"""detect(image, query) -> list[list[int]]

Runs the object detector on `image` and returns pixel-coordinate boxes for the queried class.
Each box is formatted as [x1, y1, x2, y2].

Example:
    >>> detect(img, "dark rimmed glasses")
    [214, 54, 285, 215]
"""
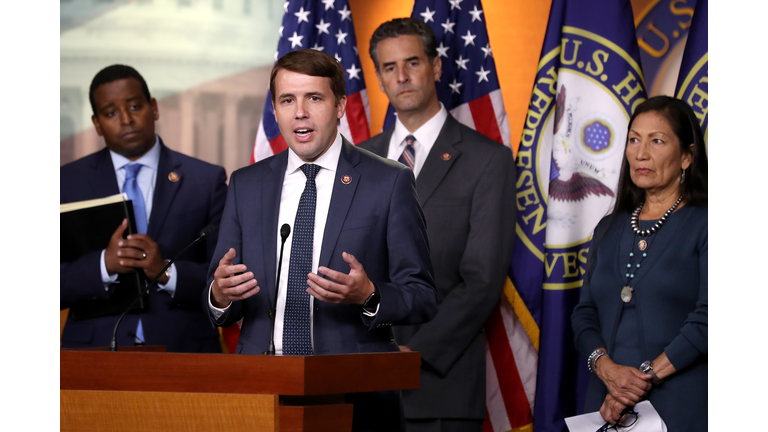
[596, 406, 639, 431]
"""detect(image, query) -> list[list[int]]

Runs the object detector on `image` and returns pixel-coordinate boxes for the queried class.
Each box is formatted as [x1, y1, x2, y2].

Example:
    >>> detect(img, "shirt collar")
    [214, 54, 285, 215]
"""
[392, 103, 448, 152]
[109, 135, 161, 172]
[286, 132, 342, 176]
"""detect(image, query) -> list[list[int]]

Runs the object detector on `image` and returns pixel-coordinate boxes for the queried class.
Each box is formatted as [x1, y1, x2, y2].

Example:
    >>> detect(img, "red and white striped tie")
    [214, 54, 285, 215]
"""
[398, 135, 416, 169]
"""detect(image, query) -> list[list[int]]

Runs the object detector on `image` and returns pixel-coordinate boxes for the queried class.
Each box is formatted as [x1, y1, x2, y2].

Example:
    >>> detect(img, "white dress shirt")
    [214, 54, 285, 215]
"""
[386, 103, 449, 178]
[210, 133, 343, 355]
[99, 135, 178, 296]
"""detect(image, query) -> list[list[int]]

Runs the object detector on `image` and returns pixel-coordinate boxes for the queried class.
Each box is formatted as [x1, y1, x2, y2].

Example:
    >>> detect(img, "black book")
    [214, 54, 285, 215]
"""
[61, 194, 147, 320]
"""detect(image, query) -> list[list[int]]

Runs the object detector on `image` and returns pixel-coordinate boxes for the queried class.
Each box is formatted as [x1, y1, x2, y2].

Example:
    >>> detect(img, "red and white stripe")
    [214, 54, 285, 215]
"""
[484, 294, 537, 431]
[449, 89, 511, 148]
[340, 89, 371, 145]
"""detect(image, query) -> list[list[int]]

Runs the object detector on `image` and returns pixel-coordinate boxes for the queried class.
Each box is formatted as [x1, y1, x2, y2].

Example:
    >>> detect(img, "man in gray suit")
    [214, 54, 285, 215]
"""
[359, 18, 517, 432]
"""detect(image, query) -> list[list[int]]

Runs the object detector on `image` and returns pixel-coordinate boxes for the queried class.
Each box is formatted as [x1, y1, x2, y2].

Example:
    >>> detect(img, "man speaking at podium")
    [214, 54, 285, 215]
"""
[206, 49, 437, 431]
[60, 65, 226, 353]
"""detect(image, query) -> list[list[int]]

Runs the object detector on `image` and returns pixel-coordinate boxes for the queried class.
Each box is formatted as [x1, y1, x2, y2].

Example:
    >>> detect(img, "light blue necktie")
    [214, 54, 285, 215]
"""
[283, 164, 320, 355]
[123, 164, 148, 235]
[123, 163, 147, 344]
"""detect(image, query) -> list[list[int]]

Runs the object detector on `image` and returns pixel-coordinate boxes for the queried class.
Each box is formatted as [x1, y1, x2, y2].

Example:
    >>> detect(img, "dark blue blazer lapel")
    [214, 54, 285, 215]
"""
[415, 115, 462, 206]
[87, 148, 120, 198]
[147, 140, 182, 240]
[605, 213, 629, 354]
[318, 138, 361, 269]
[262, 151, 289, 294]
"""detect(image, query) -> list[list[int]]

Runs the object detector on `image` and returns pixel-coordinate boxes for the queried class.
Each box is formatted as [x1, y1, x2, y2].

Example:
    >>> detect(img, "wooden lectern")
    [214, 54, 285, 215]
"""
[60, 349, 420, 432]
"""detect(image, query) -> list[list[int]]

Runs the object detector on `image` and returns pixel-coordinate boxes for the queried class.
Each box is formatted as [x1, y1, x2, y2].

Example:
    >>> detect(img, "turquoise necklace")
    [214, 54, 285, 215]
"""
[620, 238, 651, 303]
[621, 197, 681, 303]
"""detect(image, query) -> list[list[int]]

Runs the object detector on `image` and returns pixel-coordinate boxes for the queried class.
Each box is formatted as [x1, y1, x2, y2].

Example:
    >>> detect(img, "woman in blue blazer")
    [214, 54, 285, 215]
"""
[572, 96, 708, 431]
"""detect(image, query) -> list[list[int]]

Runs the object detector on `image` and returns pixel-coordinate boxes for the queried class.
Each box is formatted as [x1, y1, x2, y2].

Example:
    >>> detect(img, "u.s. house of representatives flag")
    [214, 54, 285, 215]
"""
[250, 0, 371, 163]
[510, 0, 647, 430]
[635, 0, 699, 97]
[675, 0, 707, 144]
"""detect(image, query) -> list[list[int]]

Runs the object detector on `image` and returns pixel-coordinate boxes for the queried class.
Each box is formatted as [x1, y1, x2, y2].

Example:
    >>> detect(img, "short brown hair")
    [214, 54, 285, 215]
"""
[270, 49, 346, 105]
[369, 18, 438, 72]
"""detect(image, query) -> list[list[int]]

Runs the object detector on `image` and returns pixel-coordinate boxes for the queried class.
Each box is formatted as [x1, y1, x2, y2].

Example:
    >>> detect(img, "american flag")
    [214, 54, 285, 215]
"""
[396, 2, 536, 431]
[250, 0, 371, 164]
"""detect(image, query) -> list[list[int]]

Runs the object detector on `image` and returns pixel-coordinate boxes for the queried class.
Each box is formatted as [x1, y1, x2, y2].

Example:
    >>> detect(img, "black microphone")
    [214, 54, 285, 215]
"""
[110, 225, 217, 351]
[266, 223, 291, 355]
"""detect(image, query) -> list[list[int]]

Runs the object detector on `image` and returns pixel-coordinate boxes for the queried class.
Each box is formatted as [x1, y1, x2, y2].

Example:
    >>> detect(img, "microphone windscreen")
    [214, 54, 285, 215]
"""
[280, 223, 291, 240]
[199, 225, 217, 239]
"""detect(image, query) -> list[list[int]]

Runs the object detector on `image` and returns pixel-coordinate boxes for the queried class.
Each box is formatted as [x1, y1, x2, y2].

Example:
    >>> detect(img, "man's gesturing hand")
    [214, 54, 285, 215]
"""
[211, 248, 259, 308]
[307, 252, 374, 304]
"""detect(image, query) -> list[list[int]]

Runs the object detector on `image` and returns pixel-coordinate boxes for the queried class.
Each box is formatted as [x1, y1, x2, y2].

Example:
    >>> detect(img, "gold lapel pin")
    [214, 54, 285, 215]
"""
[168, 172, 180, 182]
[442, 152, 451, 161]
[341, 175, 352, 184]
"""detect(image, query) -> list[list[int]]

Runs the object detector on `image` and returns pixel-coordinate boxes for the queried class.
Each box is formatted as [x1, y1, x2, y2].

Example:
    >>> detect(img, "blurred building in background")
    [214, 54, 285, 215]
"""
[60, 0, 282, 177]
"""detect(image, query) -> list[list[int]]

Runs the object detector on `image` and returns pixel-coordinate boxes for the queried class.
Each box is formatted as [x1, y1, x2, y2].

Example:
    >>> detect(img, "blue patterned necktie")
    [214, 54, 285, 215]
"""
[283, 163, 320, 355]
[123, 164, 148, 235]
[123, 163, 147, 344]
[398, 135, 416, 169]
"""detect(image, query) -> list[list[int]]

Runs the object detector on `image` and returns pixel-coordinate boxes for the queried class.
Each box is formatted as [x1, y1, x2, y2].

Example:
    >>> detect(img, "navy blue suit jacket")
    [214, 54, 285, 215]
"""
[206, 138, 437, 431]
[206, 138, 437, 355]
[572, 205, 707, 430]
[60, 139, 227, 353]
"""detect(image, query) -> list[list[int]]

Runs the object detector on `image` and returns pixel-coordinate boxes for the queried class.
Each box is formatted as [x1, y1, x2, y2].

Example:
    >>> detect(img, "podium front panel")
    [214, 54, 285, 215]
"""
[61, 390, 278, 431]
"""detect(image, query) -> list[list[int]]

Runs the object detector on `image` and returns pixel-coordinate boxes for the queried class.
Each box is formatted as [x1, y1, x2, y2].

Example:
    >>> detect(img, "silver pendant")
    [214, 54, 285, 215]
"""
[621, 286, 634, 303]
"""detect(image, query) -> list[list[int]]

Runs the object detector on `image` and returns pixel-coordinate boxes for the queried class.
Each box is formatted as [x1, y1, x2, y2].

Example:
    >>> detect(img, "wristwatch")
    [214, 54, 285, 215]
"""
[361, 285, 380, 314]
[163, 263, 173, 283]
[639, 360, 663, 385]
